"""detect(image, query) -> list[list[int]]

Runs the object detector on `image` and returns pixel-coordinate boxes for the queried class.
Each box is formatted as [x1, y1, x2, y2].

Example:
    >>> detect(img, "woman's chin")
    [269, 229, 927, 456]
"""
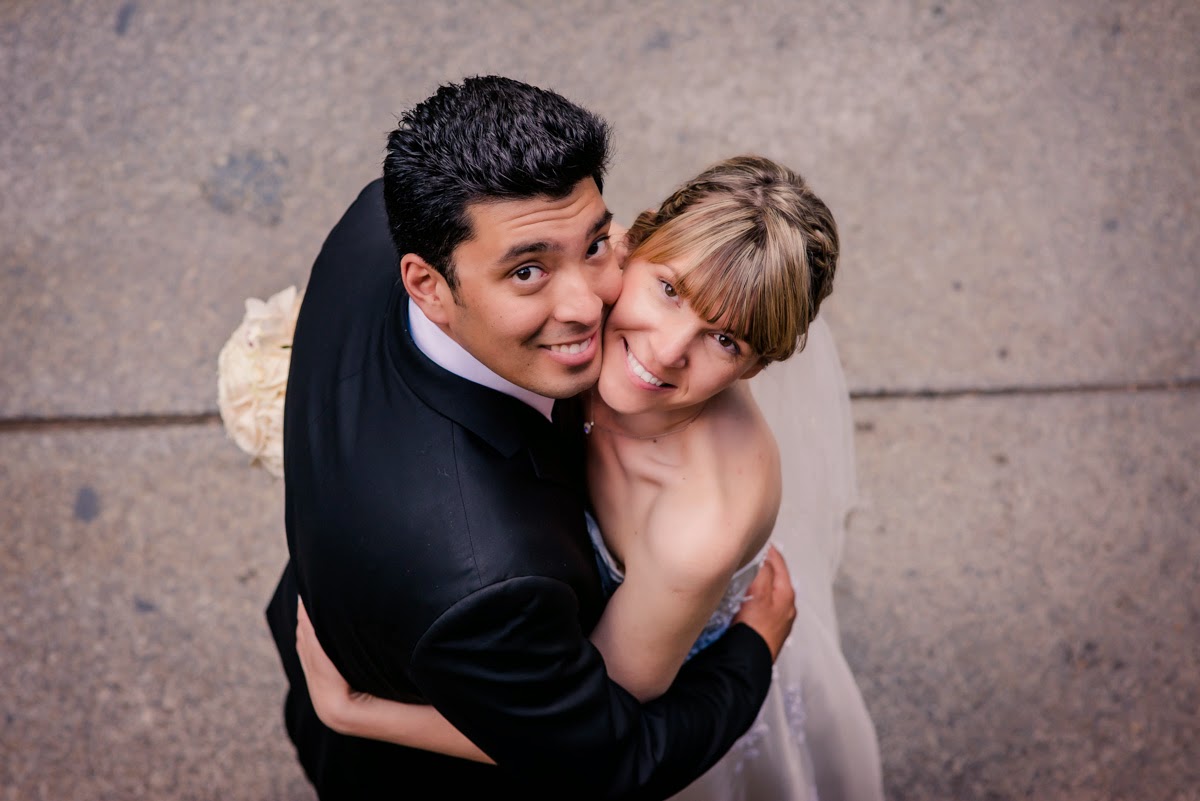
[595, 372, 639, 416]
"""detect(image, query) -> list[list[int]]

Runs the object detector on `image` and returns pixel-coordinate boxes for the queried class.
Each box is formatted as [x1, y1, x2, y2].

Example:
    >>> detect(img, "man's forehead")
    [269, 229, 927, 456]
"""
[463, 187, 610, 262]
[467, 181, 602, 232]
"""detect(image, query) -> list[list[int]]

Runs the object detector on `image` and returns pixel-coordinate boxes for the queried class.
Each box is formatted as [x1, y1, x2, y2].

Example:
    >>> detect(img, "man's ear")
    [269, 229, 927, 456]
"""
[740, 358, 769, 381]
[400, 254, 453, 325]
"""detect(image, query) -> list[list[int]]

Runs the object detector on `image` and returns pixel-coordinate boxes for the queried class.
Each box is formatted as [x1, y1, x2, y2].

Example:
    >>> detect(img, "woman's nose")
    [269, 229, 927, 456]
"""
[654, 327, 692, 369]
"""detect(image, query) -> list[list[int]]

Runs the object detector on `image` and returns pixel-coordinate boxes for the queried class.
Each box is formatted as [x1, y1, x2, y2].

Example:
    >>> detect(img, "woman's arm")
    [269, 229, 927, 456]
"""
[589, 416, 779, 701]
[295, 599, 493, 764]
[588, 496, 747, 701]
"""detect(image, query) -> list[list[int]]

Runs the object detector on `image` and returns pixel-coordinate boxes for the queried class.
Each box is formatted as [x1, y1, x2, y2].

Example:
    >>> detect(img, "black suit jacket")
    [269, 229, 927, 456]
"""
[266, 180, 774, 800]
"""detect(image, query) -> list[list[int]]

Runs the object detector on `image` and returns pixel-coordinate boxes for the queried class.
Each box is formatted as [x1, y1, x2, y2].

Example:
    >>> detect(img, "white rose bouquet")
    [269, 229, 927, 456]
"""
[217, 285, 303, 477]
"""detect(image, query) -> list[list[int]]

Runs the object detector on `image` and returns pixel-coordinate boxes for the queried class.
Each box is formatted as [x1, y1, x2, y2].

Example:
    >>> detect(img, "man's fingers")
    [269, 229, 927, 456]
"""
[758, 556, 775, 582]
[770, 551, 791, 588]
[760, 547, 789, 593]
[748, 556, 774, 597]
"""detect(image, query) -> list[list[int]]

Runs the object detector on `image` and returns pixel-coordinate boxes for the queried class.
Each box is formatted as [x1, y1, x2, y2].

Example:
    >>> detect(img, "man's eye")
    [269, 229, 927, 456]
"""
[587, 236, 610, 258]
[660, 280, 678, 299]
[513, 265, 545, 282]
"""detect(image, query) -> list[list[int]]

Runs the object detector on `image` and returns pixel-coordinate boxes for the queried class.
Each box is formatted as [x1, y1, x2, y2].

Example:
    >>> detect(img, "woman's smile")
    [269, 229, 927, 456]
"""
[623, 339, 672, 389]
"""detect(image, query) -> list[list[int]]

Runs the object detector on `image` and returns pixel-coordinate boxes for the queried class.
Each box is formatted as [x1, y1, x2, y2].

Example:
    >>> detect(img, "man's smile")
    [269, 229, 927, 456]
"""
[542, 331, 599, 366]
[547, 334, 594, 355]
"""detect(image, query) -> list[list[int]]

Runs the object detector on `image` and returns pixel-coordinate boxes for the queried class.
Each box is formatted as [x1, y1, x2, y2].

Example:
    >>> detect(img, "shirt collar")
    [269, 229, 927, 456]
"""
[407, 298, 555, 421]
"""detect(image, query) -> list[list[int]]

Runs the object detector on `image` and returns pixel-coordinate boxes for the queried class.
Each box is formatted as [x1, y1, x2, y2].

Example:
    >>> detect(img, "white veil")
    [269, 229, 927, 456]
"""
[673, 316, 882, 801]
[748, 314, 883, 801]
[750, 313, 859, 633]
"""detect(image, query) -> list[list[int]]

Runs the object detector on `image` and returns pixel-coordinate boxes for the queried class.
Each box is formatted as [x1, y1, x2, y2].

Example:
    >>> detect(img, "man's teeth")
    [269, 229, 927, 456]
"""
[549, 336, 591, 355]
[626, 349, 665, 386]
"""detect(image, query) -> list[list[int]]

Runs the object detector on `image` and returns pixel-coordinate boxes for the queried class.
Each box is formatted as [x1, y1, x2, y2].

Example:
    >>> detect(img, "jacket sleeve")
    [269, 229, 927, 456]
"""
[408, 575, 773, 801]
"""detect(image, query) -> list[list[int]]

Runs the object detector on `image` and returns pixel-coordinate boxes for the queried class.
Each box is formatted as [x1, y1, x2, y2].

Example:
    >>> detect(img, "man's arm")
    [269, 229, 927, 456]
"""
[409, 576, 775, 801]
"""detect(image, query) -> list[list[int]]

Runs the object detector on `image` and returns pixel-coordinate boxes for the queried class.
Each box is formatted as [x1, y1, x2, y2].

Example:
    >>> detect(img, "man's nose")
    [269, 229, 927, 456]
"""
[589, 257, 623, 308]
[553, 265, 604, 328]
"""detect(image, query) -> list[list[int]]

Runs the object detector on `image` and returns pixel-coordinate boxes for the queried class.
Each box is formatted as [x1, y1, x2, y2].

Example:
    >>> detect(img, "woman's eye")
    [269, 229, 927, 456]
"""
[513, 265, 546, 282]
[586, 236, 610, 258]
[660, 280, 678, 299]
[715, 333, 740, 355]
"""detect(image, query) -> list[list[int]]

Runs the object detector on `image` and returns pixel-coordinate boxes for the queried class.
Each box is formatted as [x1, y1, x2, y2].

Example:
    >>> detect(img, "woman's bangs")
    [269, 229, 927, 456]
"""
[676, 242, 762, 344]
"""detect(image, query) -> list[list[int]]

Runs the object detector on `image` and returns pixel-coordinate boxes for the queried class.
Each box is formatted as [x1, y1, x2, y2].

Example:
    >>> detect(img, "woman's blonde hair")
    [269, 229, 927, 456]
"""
[626, 155, 838, 363]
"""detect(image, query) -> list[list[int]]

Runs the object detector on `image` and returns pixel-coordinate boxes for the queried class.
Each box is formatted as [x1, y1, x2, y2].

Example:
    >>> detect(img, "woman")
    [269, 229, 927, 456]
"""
[296, 156, 883, 800]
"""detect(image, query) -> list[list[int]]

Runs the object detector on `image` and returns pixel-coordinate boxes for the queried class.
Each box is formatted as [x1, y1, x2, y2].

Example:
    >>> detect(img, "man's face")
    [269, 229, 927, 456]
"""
[439, 178, 622, 399]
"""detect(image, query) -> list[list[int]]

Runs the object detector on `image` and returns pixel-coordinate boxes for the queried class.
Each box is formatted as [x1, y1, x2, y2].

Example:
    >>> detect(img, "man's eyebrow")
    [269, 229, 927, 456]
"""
[500, 239, 555, 263]
[588, 210, 614, 239]
[498, 210, 614, 264]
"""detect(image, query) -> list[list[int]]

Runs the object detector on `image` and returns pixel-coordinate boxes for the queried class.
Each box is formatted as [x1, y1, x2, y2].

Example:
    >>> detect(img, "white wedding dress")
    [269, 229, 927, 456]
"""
[586, 316, 884, 801]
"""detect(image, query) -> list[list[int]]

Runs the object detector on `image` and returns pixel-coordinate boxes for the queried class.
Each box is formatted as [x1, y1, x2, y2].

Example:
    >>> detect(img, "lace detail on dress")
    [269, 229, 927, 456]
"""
[727, 714, 771, 776]
[784, 680, 808, 744]
[686, 548, 768, 658]
[584, 513, 770, 659]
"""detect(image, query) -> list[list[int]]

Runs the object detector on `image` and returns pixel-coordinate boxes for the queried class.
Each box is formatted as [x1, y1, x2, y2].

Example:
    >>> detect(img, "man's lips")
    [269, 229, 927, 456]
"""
[542, 333, 598, 366]
[547, 335, 593, 356]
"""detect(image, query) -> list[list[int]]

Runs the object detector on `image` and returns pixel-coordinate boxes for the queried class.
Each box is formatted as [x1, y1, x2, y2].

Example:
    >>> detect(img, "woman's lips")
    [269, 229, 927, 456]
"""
[623, 339, 671, 389]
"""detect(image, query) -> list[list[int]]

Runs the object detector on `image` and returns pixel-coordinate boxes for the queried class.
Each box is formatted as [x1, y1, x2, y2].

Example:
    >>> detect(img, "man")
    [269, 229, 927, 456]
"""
[266, 76, 795, 799]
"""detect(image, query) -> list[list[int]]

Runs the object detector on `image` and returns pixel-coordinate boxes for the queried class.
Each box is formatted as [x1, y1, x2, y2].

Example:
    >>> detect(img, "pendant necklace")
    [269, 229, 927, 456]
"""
[583, 392, 707, 441]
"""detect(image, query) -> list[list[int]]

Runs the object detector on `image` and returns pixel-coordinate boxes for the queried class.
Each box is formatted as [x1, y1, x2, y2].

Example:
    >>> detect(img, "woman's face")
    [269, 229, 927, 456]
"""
[597, 255, 763, 418]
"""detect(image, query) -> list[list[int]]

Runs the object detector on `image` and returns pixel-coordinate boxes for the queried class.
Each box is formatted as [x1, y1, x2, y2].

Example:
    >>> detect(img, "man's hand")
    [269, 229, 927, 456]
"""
[732, 546, 796, 661]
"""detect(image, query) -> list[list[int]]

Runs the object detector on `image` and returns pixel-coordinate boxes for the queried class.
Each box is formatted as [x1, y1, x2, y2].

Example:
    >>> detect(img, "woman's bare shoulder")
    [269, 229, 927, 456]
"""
[700, 384, 782, 498]
[645, 389, 781, 577]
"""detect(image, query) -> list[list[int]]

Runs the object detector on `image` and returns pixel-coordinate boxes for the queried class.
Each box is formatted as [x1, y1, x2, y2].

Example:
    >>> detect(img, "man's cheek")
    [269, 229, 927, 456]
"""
[601, 265, 623, 306]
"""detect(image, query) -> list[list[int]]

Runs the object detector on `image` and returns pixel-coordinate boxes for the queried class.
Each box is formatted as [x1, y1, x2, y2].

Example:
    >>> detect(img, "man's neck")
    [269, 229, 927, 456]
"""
[407, 298, 555, 421]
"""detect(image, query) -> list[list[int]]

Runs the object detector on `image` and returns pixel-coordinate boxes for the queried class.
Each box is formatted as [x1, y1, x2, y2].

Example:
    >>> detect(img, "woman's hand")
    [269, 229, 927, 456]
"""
[296, 597, 362, 735]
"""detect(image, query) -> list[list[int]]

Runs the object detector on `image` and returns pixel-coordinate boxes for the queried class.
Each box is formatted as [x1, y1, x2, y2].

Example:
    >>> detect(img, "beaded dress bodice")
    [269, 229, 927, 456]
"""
[584, 512, 770, 659]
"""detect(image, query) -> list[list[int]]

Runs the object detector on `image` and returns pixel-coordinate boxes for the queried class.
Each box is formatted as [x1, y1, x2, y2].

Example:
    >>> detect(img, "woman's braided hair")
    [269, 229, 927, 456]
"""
[624, 155, 838, 363]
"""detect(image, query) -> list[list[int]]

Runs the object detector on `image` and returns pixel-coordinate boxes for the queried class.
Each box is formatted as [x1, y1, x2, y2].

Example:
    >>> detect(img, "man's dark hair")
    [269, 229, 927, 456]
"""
[383, 76, 612, 290]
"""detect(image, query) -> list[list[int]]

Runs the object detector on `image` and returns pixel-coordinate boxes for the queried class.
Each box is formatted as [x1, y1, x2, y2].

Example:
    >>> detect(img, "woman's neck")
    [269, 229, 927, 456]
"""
[586, 392, 708, 442]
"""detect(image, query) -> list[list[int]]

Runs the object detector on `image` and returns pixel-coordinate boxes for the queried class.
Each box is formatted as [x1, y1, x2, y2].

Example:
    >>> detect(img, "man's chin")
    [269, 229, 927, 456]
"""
[539, 365, 602, 400]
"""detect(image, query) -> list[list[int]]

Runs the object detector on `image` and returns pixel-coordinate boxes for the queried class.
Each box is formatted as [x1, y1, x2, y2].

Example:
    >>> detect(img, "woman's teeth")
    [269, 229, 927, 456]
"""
[626, 348, 665, 386]
[550, 336, 591, 355]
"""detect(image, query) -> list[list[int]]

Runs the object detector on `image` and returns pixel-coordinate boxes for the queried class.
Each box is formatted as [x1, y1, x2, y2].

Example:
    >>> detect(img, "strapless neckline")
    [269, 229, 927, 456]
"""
[584, 512, 770, 659]
[586, 512, 769, 583]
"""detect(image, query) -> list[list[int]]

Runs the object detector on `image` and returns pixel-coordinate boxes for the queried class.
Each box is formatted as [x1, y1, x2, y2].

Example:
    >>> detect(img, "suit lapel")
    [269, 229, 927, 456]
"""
[386, 283, 583, 489]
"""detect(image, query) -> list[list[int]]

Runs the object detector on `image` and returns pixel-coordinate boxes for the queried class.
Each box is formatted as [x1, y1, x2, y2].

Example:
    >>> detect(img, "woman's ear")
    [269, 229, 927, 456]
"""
[740, 358, 769, 381]
[400, 254, 453, 325]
